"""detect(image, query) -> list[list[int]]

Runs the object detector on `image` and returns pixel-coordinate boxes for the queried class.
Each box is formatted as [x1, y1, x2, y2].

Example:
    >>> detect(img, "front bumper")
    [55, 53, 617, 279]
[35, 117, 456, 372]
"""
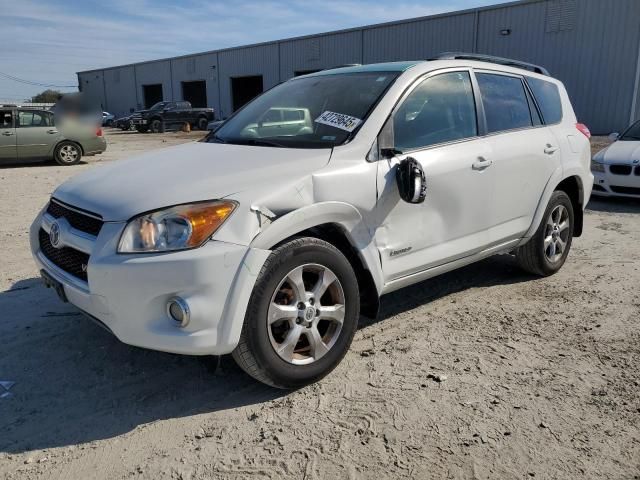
[132, 118, 148, 125]
[592, 168, 640, 198]
[30, 208, 269, 355]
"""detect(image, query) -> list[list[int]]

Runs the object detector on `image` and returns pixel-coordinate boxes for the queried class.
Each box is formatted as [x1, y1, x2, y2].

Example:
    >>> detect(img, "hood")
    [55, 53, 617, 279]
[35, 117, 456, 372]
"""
[53, 142, 332, 221]
[596, 140, 640, 164]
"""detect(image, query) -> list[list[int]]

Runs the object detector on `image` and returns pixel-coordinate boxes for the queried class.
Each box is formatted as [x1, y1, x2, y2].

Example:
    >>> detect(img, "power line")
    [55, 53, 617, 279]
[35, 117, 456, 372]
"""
[0, 71, 77, 89]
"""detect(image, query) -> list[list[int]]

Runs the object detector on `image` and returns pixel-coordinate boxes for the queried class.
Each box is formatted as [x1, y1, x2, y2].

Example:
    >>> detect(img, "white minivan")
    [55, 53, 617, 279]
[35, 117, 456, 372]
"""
[31, 54, 593, 388]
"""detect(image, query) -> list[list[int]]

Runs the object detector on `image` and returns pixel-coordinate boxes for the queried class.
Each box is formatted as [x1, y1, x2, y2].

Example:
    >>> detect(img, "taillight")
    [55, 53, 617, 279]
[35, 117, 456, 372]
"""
[96, 127, 103, 137]
[576, 123, 591, 139]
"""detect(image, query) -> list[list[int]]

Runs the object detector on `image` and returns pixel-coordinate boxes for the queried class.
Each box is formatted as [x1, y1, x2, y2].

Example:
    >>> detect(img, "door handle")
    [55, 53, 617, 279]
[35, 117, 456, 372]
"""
[472, 156, 493, 171]
[2, 131, 14, 136]
[544, 144, 558, 155]
[46, 129, 58, 134]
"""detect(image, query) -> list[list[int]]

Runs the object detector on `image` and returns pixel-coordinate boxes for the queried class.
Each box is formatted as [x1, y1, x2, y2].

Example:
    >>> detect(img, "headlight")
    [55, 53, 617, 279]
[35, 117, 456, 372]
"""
[118, 200, 236, 253]
[591, 160, 605, 173]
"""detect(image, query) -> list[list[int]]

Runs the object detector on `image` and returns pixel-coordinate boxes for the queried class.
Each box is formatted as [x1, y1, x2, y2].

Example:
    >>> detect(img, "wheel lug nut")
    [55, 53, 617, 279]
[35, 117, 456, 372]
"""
[309, 298, 314, 305]
[297, 302, 304, 309]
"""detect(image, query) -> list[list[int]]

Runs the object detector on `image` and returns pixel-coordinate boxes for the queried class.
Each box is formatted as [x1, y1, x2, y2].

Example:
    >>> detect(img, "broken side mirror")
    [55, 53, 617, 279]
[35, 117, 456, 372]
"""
[396, 157, 427, 204]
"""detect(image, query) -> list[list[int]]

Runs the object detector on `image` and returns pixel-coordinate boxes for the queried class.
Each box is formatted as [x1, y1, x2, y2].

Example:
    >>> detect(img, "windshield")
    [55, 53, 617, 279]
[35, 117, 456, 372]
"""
[620, 120, 640, 141]
[208, 72, 399, 148]
[149, 102, 169, 111]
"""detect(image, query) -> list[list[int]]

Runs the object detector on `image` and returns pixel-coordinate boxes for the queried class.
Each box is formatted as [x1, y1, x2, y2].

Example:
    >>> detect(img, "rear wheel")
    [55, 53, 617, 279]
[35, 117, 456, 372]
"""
[54, 141, 82, 166]
[232, 237, 360, 389]
[516, 191, 574, 276]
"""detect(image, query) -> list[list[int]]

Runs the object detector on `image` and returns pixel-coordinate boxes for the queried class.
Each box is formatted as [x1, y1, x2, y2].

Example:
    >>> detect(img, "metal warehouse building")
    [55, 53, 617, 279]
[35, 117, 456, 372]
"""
[77, 0, 640, 134]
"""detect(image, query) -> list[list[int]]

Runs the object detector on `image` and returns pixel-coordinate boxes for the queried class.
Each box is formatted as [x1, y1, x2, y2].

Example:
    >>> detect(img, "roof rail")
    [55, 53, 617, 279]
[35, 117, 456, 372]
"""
[432, 52, 550, 76]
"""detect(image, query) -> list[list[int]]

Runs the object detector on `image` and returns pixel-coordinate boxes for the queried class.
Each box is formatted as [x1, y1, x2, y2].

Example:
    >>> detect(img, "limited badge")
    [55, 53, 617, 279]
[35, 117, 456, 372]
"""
[314, 111, 362, 132]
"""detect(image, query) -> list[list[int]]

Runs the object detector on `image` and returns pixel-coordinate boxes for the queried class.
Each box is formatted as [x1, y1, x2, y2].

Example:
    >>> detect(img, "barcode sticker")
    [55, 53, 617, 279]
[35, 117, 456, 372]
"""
[314, 111, 362, 132]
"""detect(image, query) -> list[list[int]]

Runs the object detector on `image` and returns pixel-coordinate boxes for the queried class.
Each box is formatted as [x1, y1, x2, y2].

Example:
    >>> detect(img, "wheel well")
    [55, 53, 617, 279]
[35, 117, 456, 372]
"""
[555, 176, 583, 237]
[272, 223, 380, 320]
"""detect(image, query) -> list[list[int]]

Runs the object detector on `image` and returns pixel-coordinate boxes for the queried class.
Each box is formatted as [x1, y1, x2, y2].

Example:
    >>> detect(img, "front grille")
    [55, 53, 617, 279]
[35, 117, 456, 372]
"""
[39, 228, 89, 282]
[610, 185, 640, 196]
[635, 166, 640, 176]
[609, 164, 632, 175]
[47, 200, 103, 236]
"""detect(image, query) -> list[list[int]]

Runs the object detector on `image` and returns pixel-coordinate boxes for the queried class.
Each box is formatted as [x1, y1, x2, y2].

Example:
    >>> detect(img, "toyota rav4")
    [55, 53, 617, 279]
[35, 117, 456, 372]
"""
[30, 55, 592, 388]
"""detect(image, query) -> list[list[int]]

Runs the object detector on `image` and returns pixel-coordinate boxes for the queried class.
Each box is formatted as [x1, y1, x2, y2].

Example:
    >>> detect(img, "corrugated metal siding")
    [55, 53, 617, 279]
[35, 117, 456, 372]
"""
[78, 71, 106, 110]
[134, 60, 172, 108]
[363, 13, 476, 63]
[279, 31, 362, 80]
[78, 0, 640, 132]
[103, 66, 137, 117]
[170, 53, 219, 113]
[217, 44, 279, 118]
[477, 0, 640, 133]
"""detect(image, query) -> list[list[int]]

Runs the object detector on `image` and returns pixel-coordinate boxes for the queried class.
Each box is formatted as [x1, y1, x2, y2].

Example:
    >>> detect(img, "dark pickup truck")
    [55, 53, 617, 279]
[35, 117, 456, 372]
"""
[131, 101, 215, 133]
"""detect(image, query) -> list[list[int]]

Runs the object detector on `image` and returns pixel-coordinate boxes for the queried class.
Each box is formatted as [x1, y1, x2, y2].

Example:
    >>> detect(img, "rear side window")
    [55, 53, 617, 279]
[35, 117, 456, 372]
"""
[526, 77, 563, 124]
[18, 111, 52, 127]
[393, 71, 477, 151]
[476, 73, 533, 134]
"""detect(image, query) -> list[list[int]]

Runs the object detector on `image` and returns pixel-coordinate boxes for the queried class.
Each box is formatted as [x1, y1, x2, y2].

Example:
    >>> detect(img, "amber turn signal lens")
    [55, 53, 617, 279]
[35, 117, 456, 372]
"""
[179, 201, 236, 247]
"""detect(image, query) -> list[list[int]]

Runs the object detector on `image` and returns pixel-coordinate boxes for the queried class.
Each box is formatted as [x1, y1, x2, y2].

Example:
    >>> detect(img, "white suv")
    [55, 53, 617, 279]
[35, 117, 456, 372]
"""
[30, 55, 593, 388]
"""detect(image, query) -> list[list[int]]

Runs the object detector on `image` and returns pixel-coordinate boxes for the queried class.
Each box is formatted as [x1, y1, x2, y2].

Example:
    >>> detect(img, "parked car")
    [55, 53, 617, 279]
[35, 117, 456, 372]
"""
[131, 101, 214, 133]
[591, 120, 640, 198]
[0, 106, 106, 165]
[31, 55, 592, 388]
[102, 111, 115, 126]
[114, 115, 134, 131]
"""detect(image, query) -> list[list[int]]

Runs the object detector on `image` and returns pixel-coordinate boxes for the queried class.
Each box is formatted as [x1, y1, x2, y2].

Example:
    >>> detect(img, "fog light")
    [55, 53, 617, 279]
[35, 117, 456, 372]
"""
[167, 297, 190, 327]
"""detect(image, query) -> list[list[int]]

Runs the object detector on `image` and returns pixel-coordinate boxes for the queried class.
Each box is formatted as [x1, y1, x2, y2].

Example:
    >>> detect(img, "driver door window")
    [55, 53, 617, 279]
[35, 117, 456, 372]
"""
[393, 71, 477, 151]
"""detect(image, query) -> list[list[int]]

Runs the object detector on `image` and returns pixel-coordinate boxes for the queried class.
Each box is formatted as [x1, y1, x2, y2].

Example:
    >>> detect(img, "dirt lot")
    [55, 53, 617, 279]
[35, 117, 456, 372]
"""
[1, 131, 638, 479]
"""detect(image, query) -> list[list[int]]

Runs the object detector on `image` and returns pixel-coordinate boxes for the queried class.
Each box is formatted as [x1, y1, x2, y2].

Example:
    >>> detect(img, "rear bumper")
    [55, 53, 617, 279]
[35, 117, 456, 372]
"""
[30, 209, 269, 355]
[82, 137, 107, 156]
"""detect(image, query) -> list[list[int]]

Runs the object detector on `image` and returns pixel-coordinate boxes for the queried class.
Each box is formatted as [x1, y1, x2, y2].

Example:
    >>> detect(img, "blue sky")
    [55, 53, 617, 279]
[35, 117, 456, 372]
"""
[1, 0, 497, 101]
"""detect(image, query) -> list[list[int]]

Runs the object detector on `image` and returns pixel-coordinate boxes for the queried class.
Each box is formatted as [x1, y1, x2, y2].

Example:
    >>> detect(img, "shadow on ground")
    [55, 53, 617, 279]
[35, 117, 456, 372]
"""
[0, 254, 531, 453]
[587, 196, 640, 214]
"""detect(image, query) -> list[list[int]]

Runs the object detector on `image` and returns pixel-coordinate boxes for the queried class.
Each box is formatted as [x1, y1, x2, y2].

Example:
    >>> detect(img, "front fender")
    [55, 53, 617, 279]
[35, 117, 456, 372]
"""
[250, 201, 384, 294]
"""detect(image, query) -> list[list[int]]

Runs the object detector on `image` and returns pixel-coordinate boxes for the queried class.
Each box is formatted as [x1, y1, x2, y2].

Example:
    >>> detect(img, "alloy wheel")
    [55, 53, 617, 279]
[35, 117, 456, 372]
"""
[544, 204, 570, 263]
[267, 264, 345, 365]
[59, 145, 78, 163]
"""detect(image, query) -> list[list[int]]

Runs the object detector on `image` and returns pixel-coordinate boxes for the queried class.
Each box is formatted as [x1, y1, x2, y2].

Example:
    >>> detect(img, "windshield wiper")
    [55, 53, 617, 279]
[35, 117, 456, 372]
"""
[227, 138, 287, 148]
[208, 134, 227, 144]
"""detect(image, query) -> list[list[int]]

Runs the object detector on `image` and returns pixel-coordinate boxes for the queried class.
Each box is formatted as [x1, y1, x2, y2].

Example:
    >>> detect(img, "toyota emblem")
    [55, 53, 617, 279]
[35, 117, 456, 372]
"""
[49, 221, 61, 248]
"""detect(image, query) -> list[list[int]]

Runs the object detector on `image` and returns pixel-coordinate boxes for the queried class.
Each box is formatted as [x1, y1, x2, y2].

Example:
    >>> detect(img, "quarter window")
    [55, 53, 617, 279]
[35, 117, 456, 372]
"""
[526, 77, 563, 124]
[476, 73, 533, 134]
[394, 71, 477, 151]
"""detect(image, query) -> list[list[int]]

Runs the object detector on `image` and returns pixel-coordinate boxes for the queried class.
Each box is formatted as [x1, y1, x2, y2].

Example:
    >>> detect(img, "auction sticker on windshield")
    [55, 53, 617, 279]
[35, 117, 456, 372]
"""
[315, 111, 362, 132]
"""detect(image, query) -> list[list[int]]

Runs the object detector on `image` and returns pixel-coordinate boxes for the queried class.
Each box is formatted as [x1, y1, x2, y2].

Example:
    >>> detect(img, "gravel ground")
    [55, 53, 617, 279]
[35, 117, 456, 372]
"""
[0, 132, 638, 479]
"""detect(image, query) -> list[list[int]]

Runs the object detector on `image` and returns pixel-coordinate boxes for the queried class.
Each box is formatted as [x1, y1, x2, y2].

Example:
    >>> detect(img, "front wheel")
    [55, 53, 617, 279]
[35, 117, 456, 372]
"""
[197, 117, 208, 130]
[149, 119, 162, 133]
[232, 237, 360, 389]
[516, 190, 574, 276]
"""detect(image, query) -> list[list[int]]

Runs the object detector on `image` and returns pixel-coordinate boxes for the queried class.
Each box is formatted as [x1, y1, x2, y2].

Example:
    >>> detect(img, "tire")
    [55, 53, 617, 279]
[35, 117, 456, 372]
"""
[54, 141, 82, 166]
[232, 237, 360, 389]
[197, 117, 207, 130]
[149, 119, 162, 133]
[516, 190, 574, 276]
